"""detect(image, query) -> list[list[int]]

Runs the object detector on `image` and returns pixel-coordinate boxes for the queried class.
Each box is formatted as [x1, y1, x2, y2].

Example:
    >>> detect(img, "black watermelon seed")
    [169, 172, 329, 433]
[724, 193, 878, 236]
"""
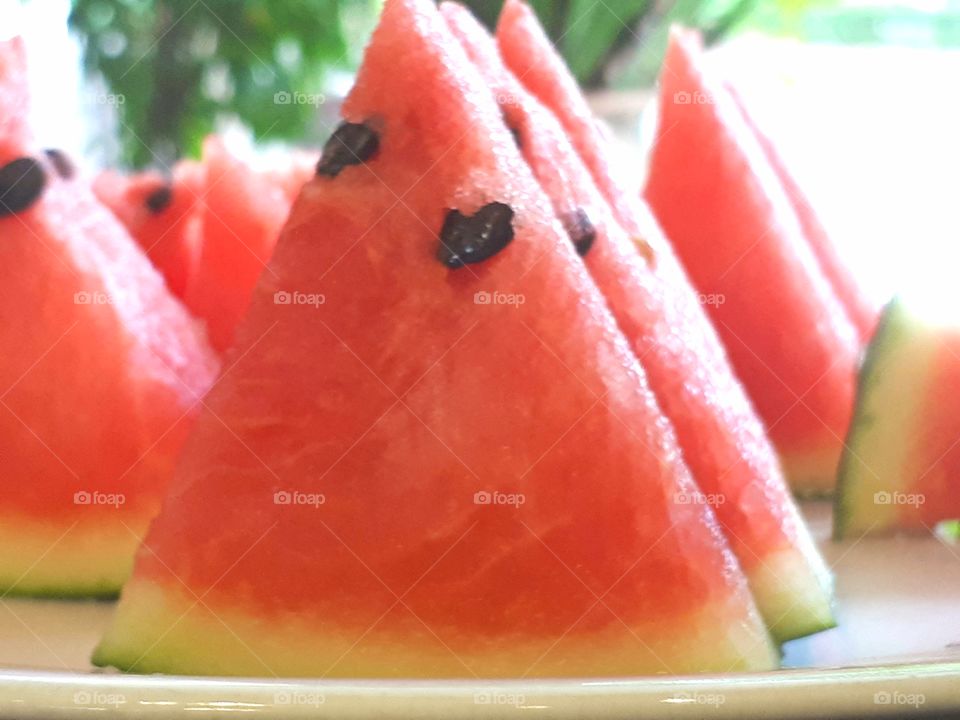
[562, 208, 597, 257]
[145, 184, 173, 214]
[316, 121, 380, 178]
[0, 157, 46, 218]
[43, 149, 75, 180]
[437, 202, 515, 269]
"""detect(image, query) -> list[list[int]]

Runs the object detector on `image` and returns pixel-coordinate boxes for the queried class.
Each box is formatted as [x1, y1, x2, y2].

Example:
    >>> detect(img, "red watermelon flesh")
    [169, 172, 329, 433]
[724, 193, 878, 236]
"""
[0, 38, 219, 597]
[93, 162, 204, 300]
[183, 136, 293, 353]
[497, 6, 859, 492]
[94, 0, 776, 677]
[641, 29, 861, 494]
[728, 82, 879, 343]
[444, 2, 833, 642]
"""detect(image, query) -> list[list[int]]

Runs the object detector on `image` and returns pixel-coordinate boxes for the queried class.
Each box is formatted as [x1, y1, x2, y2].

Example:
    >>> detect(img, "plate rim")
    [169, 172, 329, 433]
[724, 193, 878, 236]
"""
[2, 659, 959, 719]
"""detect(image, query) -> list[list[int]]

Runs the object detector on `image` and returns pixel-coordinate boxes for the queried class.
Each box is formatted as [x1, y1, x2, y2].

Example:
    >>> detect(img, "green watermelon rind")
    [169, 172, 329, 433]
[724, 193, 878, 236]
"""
[779, 610, 837, 643]
[90, 645, 135, 672]
[833, 298, 908, 540]
[1, 582, 120, 601]
[745, 541, 836, 643]
[0, 519, 138, 600]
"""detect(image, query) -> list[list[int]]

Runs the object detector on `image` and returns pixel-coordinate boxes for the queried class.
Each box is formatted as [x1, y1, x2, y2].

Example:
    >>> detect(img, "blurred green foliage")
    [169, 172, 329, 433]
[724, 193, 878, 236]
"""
[70, 0, 763, 167]
[68, 0, 960, 168]
[69, 0, 381, 167]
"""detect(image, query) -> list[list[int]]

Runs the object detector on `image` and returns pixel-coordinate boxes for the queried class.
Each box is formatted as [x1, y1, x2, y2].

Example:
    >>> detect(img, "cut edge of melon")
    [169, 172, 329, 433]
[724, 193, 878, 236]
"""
[746, 545, 835, 644]
[834, 299, 939, 539]
[94, 578, 779, 677]
[0, 513, 148, 598]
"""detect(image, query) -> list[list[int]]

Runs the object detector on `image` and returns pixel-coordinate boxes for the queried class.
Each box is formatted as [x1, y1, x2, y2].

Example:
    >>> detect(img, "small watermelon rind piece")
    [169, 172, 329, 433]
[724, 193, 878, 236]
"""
[834, 299, 931, 539]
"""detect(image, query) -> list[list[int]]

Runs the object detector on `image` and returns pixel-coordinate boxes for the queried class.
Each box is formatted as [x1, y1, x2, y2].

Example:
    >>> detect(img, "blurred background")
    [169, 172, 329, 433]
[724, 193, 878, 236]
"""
[2, 0, 960, 300]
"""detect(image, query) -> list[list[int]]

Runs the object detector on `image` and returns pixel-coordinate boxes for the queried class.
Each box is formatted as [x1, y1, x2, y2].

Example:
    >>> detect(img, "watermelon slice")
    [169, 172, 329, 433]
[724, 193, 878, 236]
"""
[641, 29, 861, 494]
[497, 9, 859, 492]
[94, 0, 776, 677]
[0, 38, 219, 597]
[183, 136, 293, 353]
[728, 83, 879, 343]
[835, 299, 960, 538]
[98, 139, 303, 353]
[447, 3, 833, 641]
[93, 162, 205, 300]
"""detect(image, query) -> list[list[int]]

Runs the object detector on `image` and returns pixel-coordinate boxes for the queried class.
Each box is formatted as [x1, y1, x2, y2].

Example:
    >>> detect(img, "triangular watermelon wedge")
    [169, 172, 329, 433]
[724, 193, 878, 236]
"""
[183, 136, 294, 353]
[445, 2, 833, 643]
[0, 38, 219, 596]
[641, 29, 861, 494]
[94, 0, 776, 677]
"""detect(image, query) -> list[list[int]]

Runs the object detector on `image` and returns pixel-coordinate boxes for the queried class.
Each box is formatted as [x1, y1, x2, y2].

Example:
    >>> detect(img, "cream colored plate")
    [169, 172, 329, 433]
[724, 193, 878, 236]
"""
[2, 502, 959, 719]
